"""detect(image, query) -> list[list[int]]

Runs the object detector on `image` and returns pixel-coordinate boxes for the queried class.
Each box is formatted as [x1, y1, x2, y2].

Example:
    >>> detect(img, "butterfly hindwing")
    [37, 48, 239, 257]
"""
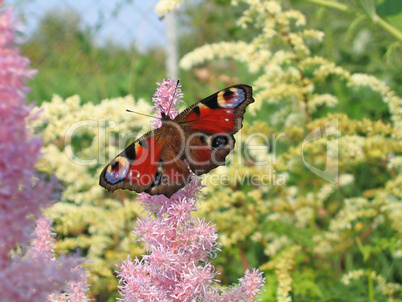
[184, 132, 235, 175]
[145, 158, 191, 197]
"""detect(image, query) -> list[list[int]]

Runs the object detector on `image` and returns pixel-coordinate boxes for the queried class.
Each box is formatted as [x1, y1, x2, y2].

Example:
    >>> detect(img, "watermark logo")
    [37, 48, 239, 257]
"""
[61, 117, 340, 186]
[302, 118, 339, 184]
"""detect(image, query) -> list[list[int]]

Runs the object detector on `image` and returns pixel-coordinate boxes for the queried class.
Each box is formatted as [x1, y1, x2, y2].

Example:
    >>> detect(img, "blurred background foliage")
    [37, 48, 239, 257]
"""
[21, 0, 402, 108]
[15, 0, 402, 301]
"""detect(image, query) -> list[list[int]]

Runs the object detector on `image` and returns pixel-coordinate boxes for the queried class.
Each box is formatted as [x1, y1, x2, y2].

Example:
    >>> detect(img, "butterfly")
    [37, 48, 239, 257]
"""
[99, 84, 254, 197]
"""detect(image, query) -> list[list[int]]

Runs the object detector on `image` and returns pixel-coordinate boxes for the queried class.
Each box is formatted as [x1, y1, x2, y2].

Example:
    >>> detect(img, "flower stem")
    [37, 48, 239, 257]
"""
[375, 14, 402, 42]
[368, 268, 374, 302]
[239, 246, 251, 270]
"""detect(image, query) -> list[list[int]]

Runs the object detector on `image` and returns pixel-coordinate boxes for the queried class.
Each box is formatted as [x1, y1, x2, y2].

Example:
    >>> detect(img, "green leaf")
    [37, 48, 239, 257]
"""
[357, 0, 377, 21]
[385, 41, 401, 64]
[376, 0, 402, 32]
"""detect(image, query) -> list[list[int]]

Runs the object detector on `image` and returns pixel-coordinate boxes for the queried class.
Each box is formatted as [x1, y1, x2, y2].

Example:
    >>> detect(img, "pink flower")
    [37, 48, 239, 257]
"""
[31, 217, 57, 261]
[63, 266, 91, 302]
[150, 78, 183, 129]
[0, 4, 48, 267]
[0, 7, 90, 301]
[117, 80, 265, 301]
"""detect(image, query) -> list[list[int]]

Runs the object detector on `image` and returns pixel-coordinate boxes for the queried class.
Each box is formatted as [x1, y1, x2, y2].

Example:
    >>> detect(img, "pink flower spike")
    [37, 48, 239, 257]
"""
[239, 268, 266, 300]
[0, 6, 90, 301]
[66, 266, 91, 302]
[151, 78, 183, 129]
[117, 80, 265, 301]
[31, 217, 56, 261]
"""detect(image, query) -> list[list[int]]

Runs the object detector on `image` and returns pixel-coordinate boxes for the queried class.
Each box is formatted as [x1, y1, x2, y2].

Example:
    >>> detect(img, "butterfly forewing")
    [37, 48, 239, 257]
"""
[99, 130, 162, 193]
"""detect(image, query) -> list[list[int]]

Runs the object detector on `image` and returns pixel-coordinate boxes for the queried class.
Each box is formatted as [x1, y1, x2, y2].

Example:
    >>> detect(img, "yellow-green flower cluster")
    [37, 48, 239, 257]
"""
[262, 246, 301, 302]
[342, 269, 401, 299]
[179, 0, 401, 300]
[349, 74, 402, 136]
[180, 41, 252, 71]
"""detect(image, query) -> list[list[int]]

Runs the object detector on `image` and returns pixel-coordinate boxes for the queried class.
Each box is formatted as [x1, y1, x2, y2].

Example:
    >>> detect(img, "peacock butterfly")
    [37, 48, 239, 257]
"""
[99, 84, 254, 197]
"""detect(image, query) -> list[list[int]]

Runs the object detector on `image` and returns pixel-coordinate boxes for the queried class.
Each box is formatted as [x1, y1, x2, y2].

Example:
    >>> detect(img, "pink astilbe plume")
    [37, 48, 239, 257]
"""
[117, 80, 265, 301]
[33, 218, 90, 302]
[150, 78, 183, 128]
[0, 6, 89, 301]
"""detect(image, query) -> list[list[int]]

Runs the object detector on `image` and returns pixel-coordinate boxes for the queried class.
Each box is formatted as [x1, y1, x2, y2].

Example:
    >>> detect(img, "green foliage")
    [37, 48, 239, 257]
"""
[293, 0, 402, 95]
[23, 8, 167, 104]
[303, 0, 402, 42]
[180, 0, 402, 301]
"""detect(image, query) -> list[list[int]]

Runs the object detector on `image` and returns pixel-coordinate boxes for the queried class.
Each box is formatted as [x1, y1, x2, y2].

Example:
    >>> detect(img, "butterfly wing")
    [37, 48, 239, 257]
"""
[100, 126, 192, 197]
[175, 84, 254, 175]
[144, 158, 191, 197]
[99, 129, 163, 193]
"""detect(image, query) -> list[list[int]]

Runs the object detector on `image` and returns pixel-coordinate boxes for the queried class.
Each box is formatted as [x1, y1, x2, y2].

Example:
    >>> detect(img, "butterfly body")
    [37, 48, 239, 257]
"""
[100, 84, 254, 197]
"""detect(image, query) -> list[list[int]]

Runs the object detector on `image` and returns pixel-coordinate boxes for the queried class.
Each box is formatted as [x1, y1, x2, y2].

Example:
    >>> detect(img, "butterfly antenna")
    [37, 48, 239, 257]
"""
[126, 109, 160, 119]
[166, 80, 180, 116]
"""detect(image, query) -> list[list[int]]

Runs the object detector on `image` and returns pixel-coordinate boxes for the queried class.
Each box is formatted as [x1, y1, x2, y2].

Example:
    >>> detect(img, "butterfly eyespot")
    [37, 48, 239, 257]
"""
[218, 88, 246, 108]
[111, 161, 120, 170]
[212, 135, 229, 150]
[223, 89, 234, 99]
[105, 156, 129, 184]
